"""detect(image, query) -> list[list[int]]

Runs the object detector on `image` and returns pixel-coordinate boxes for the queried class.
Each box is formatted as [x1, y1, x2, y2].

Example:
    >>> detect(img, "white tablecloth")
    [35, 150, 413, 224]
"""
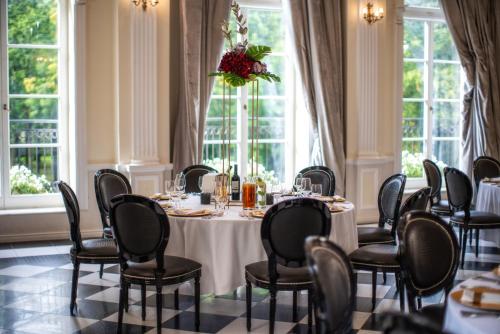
[164, 196, 357, 295]
[477, 182, 500, 247]
[443, 272, 500, 334]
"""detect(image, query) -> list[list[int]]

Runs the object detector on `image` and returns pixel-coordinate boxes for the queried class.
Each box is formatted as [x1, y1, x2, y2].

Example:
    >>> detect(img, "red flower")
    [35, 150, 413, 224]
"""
[218, 51, 255, 79]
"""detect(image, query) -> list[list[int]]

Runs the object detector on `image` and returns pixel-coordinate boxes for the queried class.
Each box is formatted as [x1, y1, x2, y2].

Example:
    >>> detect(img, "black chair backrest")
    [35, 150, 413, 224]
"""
[473, 156, 500, 189]
[261, 198, 331, 273]
[110, 194, 169, 267]
[182, 164, 218, 193]
[377, 174, 407, 228]
[444, 167, 473, 214]
[422, 159, 442, 205]
[95, 169, 132, 228]
[380, 311, 445, 334]
[396, 187, 431, 240]
[305, 237, 355, 334]
[399, 211, 459, 311]
[56, 181, 83, 252]
[296, 166, 336, 196]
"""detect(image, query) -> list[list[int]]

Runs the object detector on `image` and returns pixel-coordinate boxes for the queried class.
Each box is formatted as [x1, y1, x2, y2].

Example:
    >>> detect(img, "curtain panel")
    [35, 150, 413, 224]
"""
[172, 0, 231, 173]
[283, 0, 346, 195]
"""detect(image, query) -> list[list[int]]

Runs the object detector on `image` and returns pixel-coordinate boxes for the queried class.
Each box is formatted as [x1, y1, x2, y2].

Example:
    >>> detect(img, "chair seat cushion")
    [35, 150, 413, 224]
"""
[431, 200, 451, 215]
[357, 227, 394, 246]
[103, 227, 113, 238]
[419, 303, 445, 328]
[123, 256, 201, 281]
[349, 244, 399, 268]
[76, 239, 118, 259]
[245, 261, 311, 287]
[450, 211, 500, 227]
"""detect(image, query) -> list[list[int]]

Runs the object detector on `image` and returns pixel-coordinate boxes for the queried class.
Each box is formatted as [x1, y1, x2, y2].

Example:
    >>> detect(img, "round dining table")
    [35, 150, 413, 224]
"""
[477, 181, 500, 247]
[443, 270, 500, 334]
[163, 195, 358, 295]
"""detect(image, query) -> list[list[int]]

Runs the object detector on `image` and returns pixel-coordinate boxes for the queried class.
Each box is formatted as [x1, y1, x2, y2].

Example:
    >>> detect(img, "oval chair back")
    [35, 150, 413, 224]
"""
[56, 181, 83, 253]
[423, 159, 443, 206]
[182, 164, 218, 193]
[396, 187, 431, 240]
[399, 211, 459, 312]
[444, 167, 473, 215]
[110, 194, 169, 267]
[305, 237, 355, 334]
[296, 166, 336, 196]
[94, 169, 132, 230]
[377, 174, 407, 228]
[473, 156, 500, 189]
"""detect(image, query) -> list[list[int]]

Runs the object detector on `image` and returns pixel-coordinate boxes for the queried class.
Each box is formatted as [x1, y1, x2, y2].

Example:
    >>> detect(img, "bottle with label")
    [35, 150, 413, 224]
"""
[231, 164, 241, 200]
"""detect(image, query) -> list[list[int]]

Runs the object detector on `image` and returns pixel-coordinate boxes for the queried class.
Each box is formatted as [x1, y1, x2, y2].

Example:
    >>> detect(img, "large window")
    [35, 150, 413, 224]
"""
[0, 0, 68, 208]
[203, 1, 309, 184]
[402, 0, 463, 184]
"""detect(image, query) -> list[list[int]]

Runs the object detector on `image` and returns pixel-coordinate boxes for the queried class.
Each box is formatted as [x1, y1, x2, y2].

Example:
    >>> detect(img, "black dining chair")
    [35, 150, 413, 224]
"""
[423, 159, 451, 216]
[444, 167, 500, 265]
[349, 187, 430, 311]
[181, 164, 218, 193]
[399, 211, 459, 329]
[110, 194, 202, 334]
[296, 166, 336, 196]
[473, 156, 500, 190]
[357, 174, 406, 247]
[305, 237, 356, 334]
[245, 198, 332, 334]
[56, 181, 120, 316]
[380, 311, 446, 334]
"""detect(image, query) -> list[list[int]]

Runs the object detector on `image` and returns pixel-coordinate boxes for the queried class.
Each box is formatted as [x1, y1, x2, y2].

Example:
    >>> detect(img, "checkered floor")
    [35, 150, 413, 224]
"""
[0, 237, 498, 334]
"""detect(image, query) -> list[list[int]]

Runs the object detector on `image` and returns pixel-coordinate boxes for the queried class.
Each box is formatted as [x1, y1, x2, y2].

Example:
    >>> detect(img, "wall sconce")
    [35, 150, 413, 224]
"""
[132, 0, 159, 11]
[363, 2, 384, 24]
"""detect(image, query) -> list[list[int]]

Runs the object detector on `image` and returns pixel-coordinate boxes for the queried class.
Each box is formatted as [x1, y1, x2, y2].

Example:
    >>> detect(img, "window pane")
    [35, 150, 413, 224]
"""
[250, 143, 284, 183]
[8, 48, 58, 94]
[248, 10, 284, 53]
[403, 101, 424, 138]
[10, 148, 58, 194]
[433, 22, 458, 61]
[258, 56, 285, 96]
[403, 61, 424, 98]
[405, 0, 439, 8]
[204, 98, 238, 141]
[254, 99, 285, 140]
[202, 144, 237, 170]
[432, 140, 459, 168]
[8, 0, 58, 45]
[404, 20, 424, 59]
[402, 141, 424, 178]
[433, 63, 460, 99]
[432, 102, 460, 138]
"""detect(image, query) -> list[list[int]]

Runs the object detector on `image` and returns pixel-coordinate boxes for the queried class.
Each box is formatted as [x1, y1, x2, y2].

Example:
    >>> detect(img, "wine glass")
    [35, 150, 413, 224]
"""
[173, 174, 186, 208]
[294, 177, 303, 195]
[164, 180, 174, 196]
[311, 184, 322, 197]
[198, 176, 204, 193]
[301, 178, 312, 196]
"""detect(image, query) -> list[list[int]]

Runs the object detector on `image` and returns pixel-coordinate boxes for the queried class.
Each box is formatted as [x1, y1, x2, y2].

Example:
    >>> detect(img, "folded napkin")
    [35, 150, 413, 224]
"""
[461, 288, 500, 306]
[168, 209, 210, 216]
[328, 204, 344, 212]
[200, 173, 218, 193]
[333, 195, 346, 202]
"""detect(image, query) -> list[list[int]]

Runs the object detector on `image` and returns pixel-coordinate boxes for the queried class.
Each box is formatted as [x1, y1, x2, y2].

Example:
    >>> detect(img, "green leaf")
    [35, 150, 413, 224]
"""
[246, 45, 272, 61]
[255, 72, 281, 83]
[222, 73, 247, 87]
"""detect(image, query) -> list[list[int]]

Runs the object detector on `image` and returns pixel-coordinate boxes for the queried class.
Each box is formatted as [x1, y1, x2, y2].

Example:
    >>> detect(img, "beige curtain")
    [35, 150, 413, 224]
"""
[441, 0, 500, 176]
[172, 0, 231, 173]
[283, 0, 346, 195]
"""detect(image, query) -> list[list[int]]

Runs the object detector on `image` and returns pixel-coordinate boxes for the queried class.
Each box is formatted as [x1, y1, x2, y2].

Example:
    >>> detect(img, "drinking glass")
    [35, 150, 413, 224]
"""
[294, 177, 303, 195]
[311, 184, 323, 197]
[198, 176, 204, 193]
[174, 173, 186, 193]
[301, 178, 312, 196]
[164, 180, 174, 195]
[242, 176, 257, 210]
[214, 174, 229, 210]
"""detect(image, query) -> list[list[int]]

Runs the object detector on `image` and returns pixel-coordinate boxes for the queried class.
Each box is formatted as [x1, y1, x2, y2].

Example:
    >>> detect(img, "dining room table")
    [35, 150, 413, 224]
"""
[443, 268, 500, 334]
[159, 194, 358, 295]
[476, 179, 500, 247]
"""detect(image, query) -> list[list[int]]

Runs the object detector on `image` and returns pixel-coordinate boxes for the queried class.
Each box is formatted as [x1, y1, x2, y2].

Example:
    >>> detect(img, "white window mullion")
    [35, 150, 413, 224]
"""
[423, 20, 432, 160]
[0, 0, 6, 208]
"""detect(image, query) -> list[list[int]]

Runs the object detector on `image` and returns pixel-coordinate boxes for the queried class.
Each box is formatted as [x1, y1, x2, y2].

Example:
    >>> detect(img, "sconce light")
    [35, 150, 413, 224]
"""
[132, 0, 159, 11]
[363, 2, 384, 24]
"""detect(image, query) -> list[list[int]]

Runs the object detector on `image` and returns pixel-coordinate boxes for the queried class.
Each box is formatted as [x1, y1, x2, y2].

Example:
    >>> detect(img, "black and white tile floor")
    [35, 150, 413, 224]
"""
[0, 237, 498, 334]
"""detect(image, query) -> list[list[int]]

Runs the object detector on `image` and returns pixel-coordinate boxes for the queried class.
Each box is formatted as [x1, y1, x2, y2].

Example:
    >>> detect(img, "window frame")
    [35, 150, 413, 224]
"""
[0, 0, 69, 209]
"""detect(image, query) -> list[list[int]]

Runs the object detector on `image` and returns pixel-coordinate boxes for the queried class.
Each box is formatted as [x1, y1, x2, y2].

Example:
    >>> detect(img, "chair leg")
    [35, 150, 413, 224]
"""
[246, 279, 252, 332]
[396, 273, 404, 312]
[141, 284, 146, 321]
[417, 296, 422, 310]
[458, 227, 463, 248]
[292, 290, 298, 322]
[117, 279, 125, 334]
[383, 272, 387, 284]
[174, 288, 180, 310]
[195, 276, 201, 332]
[269, 287, 277, 334]
[461, 229, 468, 269]
[124, 283, 129, 312]
[70, 260, 80, 315]
[371, 270, 377, 311]
[314, 303, 320, 334]
[307, 289, 313, 330]
[475, 229, 479, 257]
[156, 282, 162, 334]
[99, 264, 104, 279]
[469, 228, 473, 245]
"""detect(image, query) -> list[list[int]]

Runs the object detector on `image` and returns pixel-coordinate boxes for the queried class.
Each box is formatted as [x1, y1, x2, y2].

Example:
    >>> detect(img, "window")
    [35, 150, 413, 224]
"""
[401, 1, 463, 185]
[203, 1, 309, 184]
[0, 0, 68, 208]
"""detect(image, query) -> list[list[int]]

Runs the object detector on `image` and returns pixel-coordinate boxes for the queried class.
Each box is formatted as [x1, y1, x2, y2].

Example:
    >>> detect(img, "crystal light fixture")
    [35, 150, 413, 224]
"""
[363, 2, 384, 24]
[132, 0, 159, 11]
